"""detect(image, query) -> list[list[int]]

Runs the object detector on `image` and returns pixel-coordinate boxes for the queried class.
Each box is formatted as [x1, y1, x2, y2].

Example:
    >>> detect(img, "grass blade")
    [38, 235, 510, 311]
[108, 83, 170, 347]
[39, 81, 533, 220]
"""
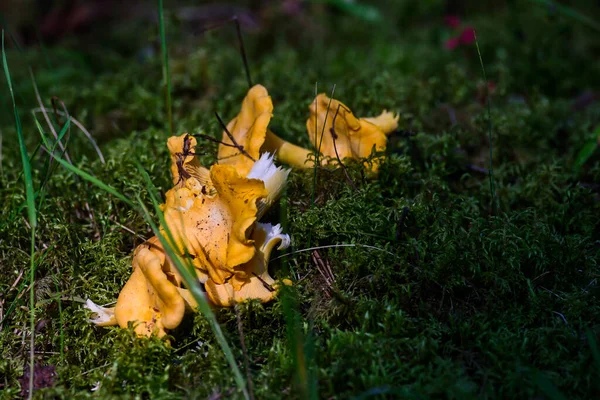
[46, 150, 249, 397]
[574, 140, 598, 168]
[473, 31, 497, 214]
[38, 148, 135, 208]
[586, 329, 600, 370]
[32, 108, 105, 163]
[135, 168, 250, 399]
[3, 30, 37, 400]
[529, 0, 600, 32]
[574, 125, 599, 168]
[533, 371, 568, 400]
[158, 0, 173, 136]
[0, 15, 23, 52]
[29, 67, 73, 165]
[311, 84, 336, 208]
[2, 33, 36, 228]
[281, 287, 318, 399]
[53, 117, 71, 152]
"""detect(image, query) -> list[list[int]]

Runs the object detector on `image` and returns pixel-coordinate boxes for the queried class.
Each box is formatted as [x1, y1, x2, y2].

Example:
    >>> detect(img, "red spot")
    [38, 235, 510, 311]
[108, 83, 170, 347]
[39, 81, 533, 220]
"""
[444, 36, 460, 50]
[459, 26, 476, 45]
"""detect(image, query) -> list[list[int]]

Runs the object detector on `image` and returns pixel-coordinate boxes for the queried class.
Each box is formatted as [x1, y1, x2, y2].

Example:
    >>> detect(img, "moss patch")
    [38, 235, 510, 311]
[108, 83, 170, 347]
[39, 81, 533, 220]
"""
[1, 1, 599, 398]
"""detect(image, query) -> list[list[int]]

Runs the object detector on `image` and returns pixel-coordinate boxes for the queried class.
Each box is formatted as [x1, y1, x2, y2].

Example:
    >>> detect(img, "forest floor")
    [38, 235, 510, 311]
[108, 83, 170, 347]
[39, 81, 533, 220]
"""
[1, 1, 599, 398]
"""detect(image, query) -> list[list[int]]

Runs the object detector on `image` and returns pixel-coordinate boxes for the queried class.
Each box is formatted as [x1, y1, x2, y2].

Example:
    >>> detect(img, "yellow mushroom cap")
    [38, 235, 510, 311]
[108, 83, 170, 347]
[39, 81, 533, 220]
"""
[167, 134, 213, 187]
[306, 94, 399, 172]
[86, 235, 207, 338]
[160, 153, 290, 307]
[161, 163, 268, 285]
[218, 84, 273, 176]
[205, 222, 291, 306]
[110, 240, 185, 338]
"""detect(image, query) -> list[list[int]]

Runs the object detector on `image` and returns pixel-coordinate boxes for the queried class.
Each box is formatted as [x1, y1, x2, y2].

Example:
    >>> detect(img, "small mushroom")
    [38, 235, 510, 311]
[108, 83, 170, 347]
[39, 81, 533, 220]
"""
[217, 84, 313, 171]
[261, 92, 399, 173]
[305, 93, 399, 173]
[218, 84, 274, 176]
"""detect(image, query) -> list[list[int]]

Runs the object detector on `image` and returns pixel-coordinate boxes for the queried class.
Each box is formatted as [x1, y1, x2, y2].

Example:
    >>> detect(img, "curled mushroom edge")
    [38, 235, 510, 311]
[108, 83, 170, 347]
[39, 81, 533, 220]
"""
[86, 137, 291, 338]
[221, 84, 399, 174]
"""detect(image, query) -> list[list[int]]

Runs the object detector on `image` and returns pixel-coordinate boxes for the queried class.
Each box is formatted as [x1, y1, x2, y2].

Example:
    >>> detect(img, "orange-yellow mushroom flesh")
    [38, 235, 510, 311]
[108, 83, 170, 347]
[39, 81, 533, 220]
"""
[86, 131, 292, 337]
[218, 84, 273, 176]
[205, 222, 291, 306]
[263, 130, 314, 168]
[306, 93, 399, 173]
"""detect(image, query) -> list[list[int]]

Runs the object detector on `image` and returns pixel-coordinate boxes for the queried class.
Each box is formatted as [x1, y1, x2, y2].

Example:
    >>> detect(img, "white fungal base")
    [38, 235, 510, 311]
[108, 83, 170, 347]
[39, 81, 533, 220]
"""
[84, 299, 117, 326]
[256, 222, 291, 253]
[247, 152, 290, 202]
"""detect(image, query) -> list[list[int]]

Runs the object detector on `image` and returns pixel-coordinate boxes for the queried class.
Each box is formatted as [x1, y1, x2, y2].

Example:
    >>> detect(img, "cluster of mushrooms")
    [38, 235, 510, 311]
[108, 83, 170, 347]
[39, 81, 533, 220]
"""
[85, 85, 398, 338]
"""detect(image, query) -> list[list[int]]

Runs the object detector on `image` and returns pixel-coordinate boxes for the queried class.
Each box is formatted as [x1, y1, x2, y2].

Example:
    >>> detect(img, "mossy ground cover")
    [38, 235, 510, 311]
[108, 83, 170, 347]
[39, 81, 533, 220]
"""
[1, 1, 599, 398]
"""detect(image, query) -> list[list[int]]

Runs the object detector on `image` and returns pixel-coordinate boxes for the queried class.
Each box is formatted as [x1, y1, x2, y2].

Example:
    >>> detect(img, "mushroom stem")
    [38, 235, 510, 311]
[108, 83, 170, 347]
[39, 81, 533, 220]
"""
[263, 130, 314, 168]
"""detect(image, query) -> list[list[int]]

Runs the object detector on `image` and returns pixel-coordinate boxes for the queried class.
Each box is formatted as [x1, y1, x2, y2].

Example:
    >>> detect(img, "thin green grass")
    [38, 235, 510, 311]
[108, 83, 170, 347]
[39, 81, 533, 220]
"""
[310, 84, 336, 208]
[586, 329, 600, 370]
[296, 80, 337, 400]
[33, 116, 70, 208]
[2, 30, 38, 399]
[574, 125, 599, 168]
[30, 120, 250, 397]
[474, 31, 497, 214]
[29, 68, 72, 165]
[137, 165, 250, 399]
[271, 243, 398, 261]
[529, 0, 600, 32]
[281, 286, 318, 400]
[158, 0, 173, 137]
[533, 371, 569, 400]
[0, 16, 22, 52]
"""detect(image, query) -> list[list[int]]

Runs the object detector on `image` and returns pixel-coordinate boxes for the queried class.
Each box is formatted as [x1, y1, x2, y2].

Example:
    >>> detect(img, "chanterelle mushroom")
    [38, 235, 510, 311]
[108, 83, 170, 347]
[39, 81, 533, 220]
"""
[163, 150, 290, 306]
[86, 235, 195, 338]
[305, 93, 399, 173]
[218, 84, 274, 176]
[86, 135, 291, 337]
[218, 84, 313, 171]
[231, 87, 399, 173]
